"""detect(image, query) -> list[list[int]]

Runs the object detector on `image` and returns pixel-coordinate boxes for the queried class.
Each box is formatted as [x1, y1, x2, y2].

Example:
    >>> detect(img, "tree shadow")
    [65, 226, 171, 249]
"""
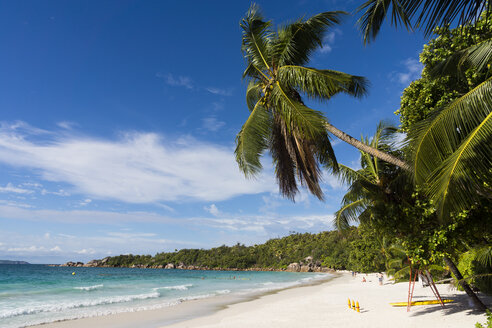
[409, 293, 491, 317]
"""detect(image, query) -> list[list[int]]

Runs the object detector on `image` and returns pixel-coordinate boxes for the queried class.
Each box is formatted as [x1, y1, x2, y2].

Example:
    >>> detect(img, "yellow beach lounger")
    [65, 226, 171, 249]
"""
[390, 299, 454, 306]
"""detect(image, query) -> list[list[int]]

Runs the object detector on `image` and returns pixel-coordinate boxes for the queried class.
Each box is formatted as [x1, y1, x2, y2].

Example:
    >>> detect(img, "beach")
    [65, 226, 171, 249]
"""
[32, 272, 491, 328]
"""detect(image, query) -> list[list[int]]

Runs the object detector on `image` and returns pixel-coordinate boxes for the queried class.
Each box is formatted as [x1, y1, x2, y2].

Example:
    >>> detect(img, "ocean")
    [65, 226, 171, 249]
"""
[0, 264, 331, 328]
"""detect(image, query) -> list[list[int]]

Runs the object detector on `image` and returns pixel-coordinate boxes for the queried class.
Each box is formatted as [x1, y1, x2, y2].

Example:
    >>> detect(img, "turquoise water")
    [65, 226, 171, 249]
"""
[0, 264, 330, 328]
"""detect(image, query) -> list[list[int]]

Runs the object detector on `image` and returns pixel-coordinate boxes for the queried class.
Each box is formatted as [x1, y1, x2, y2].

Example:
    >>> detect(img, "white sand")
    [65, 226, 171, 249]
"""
[164, 272, 490, 328]
[32, 272, 491, 328]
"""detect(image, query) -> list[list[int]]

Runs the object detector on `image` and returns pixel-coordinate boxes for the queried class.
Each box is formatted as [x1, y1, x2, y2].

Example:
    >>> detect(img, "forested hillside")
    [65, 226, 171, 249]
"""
[97, 228, 384, 272]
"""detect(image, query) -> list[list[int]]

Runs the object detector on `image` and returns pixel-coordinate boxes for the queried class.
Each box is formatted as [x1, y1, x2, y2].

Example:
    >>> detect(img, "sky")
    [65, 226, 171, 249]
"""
[0, 0, 426, 264]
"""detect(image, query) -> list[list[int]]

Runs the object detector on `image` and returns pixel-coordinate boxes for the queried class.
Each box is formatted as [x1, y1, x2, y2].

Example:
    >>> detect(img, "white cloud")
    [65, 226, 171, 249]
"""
[201, 213, 334, 235]
[202, 116, 225, 131]
[79, 198, 92, 206]
[204, 204, 220, 216]
[76, 248, 96, 255]
[0, 183, 33, 194]
[323, 173, 344, 190]
[157, 73, 193, 89]
[0, 205, 181, 224]
[206, 87, 233, 96]
[44, 232, 51, 239]
[319, 29, 342, 54]
[0, 199, 33, 208]
[22, 182, 43, 188]
[396, 58, 423, 84]
[0, 122, 276, 203]
[57, 121, 76, 130]
[7, 245, 44, 252]
[41, 188, 70, 196]
[107, 232, 157, 238]
[50, 246, 61, 252]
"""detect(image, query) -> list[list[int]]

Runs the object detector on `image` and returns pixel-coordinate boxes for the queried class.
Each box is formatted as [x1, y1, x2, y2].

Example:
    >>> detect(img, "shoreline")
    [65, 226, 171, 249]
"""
[29, 272, 491, 328]
[29, 272, 336, 328]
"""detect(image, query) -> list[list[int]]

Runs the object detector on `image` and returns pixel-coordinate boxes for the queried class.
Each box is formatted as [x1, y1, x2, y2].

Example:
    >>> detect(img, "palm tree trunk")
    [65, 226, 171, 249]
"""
[443, 256, 488, 311]
[325, 122, 411, 171]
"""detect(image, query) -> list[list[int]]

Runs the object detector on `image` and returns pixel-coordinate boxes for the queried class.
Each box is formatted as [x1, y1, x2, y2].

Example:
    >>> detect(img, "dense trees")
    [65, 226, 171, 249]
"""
[102, 228, 383, 273]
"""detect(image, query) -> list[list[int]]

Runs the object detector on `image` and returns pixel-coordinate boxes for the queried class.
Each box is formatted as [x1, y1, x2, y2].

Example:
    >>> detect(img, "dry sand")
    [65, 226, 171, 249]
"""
[32, 272, 491, 328]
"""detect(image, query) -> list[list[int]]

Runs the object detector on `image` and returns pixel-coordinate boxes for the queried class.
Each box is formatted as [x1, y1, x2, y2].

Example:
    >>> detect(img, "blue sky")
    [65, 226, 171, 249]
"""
[0, 0, 425, 263]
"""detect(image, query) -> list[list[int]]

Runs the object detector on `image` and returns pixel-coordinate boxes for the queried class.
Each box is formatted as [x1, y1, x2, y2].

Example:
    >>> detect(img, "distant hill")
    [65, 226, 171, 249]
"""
[0, 260, 30, 264]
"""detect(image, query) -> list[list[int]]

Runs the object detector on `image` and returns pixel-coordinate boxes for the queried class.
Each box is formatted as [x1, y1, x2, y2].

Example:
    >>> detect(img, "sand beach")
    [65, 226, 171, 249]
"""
[32, 272, 491, 328]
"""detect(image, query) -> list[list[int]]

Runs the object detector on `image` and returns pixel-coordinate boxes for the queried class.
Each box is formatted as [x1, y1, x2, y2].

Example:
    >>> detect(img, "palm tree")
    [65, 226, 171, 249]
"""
[235, 4, 409, 201]
[358, 0, 492, 220]
[333, 122, 488, 310]
[333, 122, 405, 229]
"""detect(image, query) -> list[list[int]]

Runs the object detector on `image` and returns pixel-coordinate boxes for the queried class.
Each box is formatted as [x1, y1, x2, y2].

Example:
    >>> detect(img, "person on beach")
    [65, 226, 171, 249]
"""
[378, 273, 383, 285]
[362, 277, 366, 283]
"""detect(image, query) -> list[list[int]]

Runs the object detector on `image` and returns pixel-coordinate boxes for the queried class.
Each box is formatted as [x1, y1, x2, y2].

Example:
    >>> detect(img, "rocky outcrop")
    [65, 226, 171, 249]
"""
[61, 261, 84, 267]
[286, 262, 301, 272]
[165, 263, 175, 269]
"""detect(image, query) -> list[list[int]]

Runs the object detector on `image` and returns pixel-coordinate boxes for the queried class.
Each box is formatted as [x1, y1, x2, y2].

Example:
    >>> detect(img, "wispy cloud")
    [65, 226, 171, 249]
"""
[202, 116, 225, 132]
[0, 122, 275, 203]
[41, 188, 70, 196]
[200, 213, 334, 235]
[79, 198, 92, 206]
[204, 204, 220, 216]
[57, 121, 76, 130]
[157, 73, 193, 89]
[394, 58, 423, 85]
[205, 87, 233, 96]
[319, 29, 342, 54]
[0, 183, 33, 194]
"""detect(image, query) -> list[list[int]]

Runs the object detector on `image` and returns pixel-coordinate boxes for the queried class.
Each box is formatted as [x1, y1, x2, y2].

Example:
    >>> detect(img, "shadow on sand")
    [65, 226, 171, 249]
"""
[409, 293, 491, 317]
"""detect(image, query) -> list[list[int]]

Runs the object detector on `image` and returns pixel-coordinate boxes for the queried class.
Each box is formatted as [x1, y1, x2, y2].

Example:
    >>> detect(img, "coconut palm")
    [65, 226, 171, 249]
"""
[235, 4, 408, 201]
[358, 1, 492, 219]
[333, 122, 405, 229]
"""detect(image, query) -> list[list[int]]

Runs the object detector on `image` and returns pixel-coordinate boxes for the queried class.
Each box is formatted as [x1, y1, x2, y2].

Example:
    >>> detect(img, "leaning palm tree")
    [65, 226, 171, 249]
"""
[235, 4, 408, 201]
[333, 122, 404, 229]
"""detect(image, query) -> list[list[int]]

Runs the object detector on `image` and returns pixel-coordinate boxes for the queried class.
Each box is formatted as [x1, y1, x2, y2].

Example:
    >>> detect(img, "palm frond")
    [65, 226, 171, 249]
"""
[357, 0, 491, 43]
[277, 66, 369, 100]
[430, 39, 492, 79]
[235, 102, 272, 177]
[273, 11, 347, 66]
[270, 81, 328, 139]
[427, 108, 492, 218]
[357, 0, 412, 45]
[270, 117, 299, 200]
[333, 199, 368, 230]
[475, 246, 492, 267]
[270, 114, 326, 200]
[411, 77, 492, 218]
[240, 4, 273, 74]
[415, 0, 490, 36]
[336, 163, 376, 187]
[246, 81, 263, 111]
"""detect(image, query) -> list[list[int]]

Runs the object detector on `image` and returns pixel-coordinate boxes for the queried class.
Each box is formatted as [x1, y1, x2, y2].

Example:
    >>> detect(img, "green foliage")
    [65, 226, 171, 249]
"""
[100, 229, 376, 271]
[475, 310, 492, 328]
[397, 16, 492, 132]
[357, 0, 490, 43]
[347, 227, 386, 273]
[457, 248, 492, 294]
[236, 4, 369, 200]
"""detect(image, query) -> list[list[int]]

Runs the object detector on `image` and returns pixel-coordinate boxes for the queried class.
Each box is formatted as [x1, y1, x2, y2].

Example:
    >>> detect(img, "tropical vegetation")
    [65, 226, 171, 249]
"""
[233, 2, 491, 311]
[235, 4, 408, 201]
[101, 228, 384, 272]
